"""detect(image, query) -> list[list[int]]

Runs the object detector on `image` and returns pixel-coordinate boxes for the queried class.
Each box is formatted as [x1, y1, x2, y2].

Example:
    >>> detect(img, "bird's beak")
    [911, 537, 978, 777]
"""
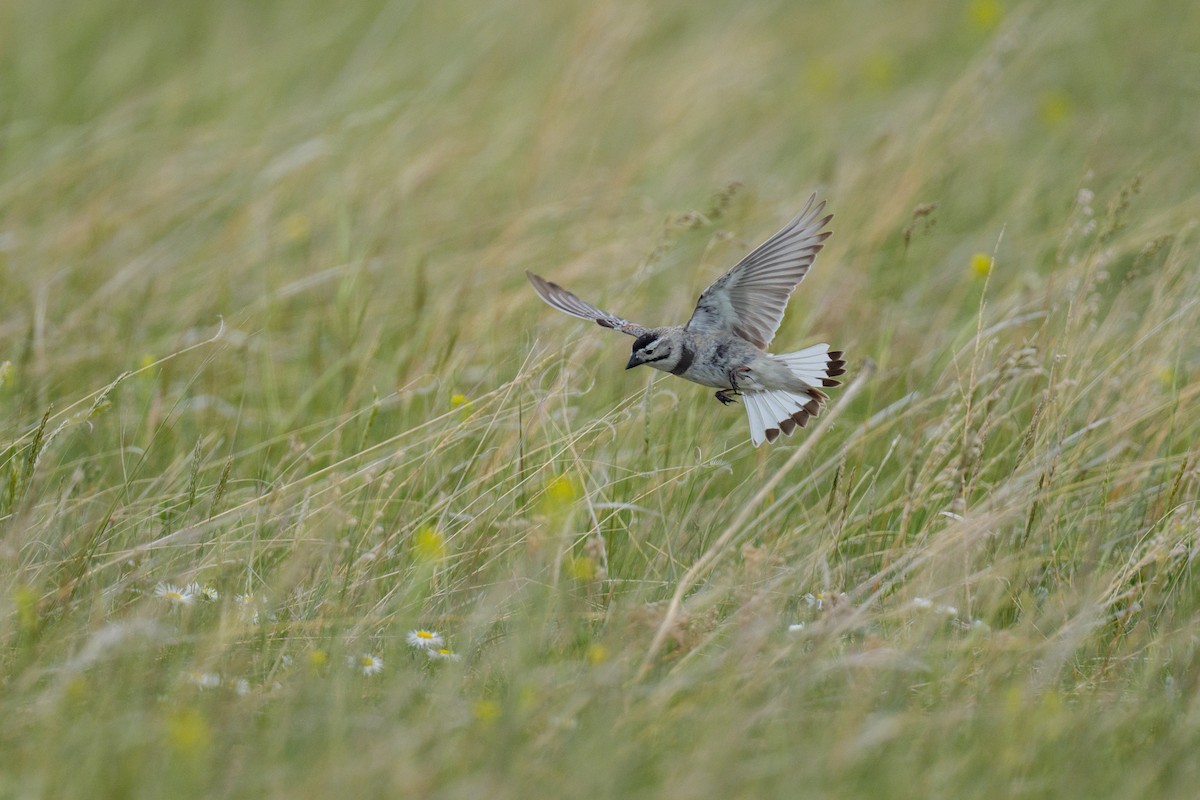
[625, 353, 640, 370]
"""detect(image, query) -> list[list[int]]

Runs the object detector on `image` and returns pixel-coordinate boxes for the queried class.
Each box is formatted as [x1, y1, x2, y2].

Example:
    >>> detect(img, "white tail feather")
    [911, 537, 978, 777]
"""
[743, 393, 770, 446]
[775, 342, 832, 387]
[744, 394, 768, 444]
[743, 390, 820, 446]
[742, 344, 846, 446]
[764, 392, 792, 426]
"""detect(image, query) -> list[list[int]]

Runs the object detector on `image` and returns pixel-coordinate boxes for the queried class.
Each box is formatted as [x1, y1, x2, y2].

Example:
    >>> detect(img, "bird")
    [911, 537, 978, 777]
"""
[526, 194, 846, 446]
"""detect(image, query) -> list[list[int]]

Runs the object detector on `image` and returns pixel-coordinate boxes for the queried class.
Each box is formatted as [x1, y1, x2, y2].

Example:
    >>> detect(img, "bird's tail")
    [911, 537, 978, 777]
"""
[743, 344, 846, 446]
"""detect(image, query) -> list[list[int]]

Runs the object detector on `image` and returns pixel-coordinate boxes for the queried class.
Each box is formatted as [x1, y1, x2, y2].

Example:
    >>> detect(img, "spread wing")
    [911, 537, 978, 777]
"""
[526, 271, 650, 337]
[685, 195, 832, 349]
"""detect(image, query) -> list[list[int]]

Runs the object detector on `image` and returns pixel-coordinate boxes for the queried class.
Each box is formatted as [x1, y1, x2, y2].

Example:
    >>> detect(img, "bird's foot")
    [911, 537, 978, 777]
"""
[716, 367, 751, 405]
[727, 366, 751, 392]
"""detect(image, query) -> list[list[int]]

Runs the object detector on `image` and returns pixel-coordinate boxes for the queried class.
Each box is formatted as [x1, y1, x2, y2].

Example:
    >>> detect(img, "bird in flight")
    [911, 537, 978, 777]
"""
[527, 195, 845, 446]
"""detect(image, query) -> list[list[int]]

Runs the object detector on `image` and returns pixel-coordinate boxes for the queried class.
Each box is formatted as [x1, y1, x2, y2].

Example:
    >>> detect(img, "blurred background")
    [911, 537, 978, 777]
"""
[2, 0, 1196, 415]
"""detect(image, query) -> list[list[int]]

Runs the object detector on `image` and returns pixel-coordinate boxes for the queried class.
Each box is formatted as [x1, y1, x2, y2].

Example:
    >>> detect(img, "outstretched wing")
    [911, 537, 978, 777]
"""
[526, 271, 650, 337]
[685, 195, 832, 350]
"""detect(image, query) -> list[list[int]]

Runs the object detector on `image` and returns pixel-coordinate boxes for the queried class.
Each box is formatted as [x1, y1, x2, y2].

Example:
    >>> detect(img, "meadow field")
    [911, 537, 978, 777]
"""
[2, 0, 1199, 796]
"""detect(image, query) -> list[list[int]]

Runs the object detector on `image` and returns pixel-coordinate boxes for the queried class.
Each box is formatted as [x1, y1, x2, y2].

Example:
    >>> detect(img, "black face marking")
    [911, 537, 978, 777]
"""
[630, 333, 672, 368]
[633, 333, 659, 352]
[669, 345, 695, 376]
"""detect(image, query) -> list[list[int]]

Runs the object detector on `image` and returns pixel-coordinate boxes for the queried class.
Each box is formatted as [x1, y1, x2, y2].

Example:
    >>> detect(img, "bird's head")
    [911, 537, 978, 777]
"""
[627, 331, 672, 371]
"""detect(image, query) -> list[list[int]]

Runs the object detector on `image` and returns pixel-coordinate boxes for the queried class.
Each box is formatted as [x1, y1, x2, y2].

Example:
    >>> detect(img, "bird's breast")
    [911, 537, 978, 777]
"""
[679, 362, 735, 389]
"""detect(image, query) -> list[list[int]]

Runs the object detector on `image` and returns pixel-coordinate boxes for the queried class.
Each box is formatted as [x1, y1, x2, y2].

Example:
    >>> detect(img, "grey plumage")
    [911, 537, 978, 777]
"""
[527, 195, 846, 446]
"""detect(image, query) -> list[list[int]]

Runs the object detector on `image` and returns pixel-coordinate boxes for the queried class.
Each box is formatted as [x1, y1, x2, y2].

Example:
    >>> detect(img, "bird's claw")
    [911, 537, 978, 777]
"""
[729, 367, 751, 393]
[716, 367, 750, 405]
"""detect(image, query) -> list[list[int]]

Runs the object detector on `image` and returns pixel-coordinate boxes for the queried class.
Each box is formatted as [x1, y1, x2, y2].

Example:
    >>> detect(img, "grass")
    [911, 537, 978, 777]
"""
[2, 0, 1199, 796]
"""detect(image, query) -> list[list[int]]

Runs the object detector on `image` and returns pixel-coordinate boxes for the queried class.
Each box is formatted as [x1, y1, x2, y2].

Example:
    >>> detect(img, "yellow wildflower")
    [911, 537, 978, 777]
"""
[544, 474, 578, 504]
[567, 555, 597, 582]
[166, 707, 211, 755]
[970, 253, 994, 279]
[413, 526, 448, 561]
[14, 585, 38, 633]
[1039, 90, 1072, 128]
[586, 643, 608, 665]
[473, 699, 502, 723]
[967, 0, 1002, 31]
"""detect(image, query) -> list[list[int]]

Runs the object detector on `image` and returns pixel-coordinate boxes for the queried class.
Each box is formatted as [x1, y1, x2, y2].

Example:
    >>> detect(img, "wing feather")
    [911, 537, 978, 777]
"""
[526, 271, 650, 337]
[685, 195, 833, 349]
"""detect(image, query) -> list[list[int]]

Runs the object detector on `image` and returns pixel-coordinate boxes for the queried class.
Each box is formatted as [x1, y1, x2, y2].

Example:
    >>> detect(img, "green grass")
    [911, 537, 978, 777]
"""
[2, 0, 1199, 796]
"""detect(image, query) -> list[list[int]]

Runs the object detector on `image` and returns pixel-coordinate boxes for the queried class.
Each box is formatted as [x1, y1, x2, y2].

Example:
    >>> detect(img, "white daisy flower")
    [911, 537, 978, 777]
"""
[234, 593, 260, 623]
[186, 671, 221, 689]
[349, 653, 384, 676]
[787, 623, 806, 633]
[155, 583, 195, 606]
[184, 582, 220, 602]
[911, 597, 959, 616]
[427, 647, 460, 662]
[406, 629, 444, 650]
[229, 678, 251, 696]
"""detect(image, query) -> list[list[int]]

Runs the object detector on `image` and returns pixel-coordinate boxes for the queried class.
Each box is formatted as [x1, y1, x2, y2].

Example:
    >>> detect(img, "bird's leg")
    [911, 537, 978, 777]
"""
[715, 366, 750, 405]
